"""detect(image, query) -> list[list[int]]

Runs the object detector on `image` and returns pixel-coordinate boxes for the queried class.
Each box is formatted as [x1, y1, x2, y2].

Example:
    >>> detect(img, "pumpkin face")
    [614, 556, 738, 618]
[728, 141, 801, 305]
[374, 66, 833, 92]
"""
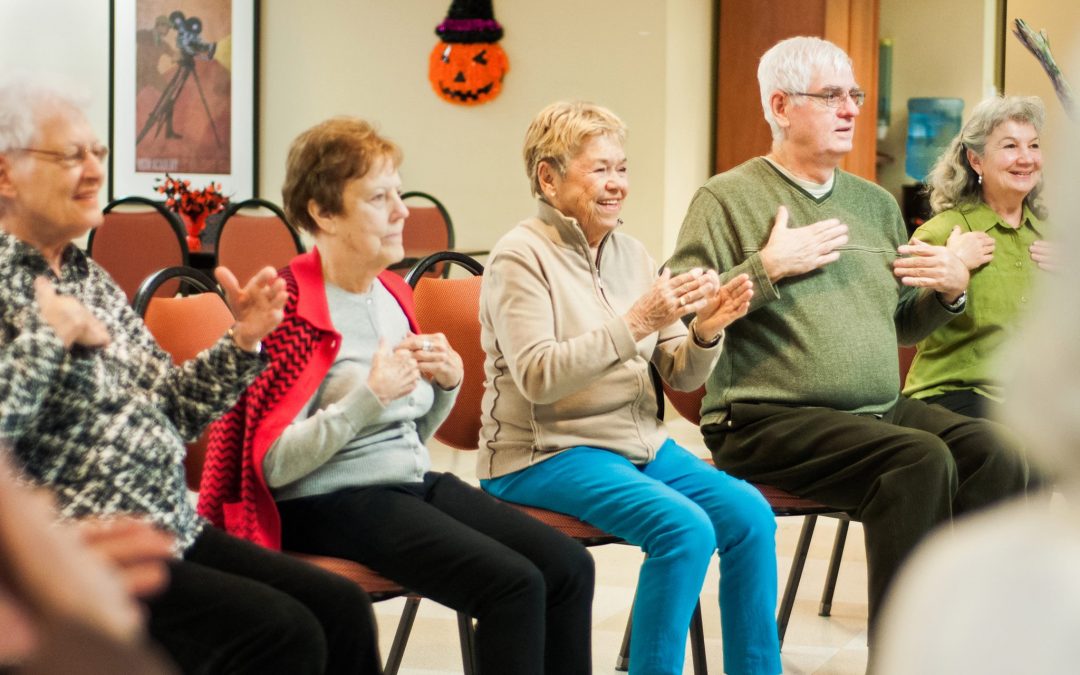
[428, 42, 509, 105]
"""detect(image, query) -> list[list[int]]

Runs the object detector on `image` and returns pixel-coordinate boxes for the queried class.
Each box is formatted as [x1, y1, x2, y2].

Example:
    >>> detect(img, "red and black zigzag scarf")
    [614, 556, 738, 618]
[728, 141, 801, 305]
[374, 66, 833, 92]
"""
[197, 267, 320, 546]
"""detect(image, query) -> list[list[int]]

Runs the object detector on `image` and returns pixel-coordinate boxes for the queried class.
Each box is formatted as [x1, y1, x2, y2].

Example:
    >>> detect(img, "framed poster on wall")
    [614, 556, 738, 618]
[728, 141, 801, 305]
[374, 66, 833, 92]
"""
[109, 0, 258, 200]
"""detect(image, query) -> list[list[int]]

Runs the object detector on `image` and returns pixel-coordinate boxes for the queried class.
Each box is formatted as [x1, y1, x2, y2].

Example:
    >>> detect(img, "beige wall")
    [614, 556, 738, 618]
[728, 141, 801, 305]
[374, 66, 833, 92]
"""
[663, 0, 716, 256]
[1, 0, 714, 261]
[260, 0, 714, 259]
[877, 0, 996, 202]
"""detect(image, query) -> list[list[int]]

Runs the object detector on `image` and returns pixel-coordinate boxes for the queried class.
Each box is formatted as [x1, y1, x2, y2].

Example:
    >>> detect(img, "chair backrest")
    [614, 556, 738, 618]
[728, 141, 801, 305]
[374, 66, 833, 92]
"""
[135, 267, 234, 489]
[406, 252, 485, 450]
[898, 345, 916, 388]
[400, 191, 454, 278]
[214, 198, 304, 286]
[662, 382, 706, 425]
[91, 196, 188, 302]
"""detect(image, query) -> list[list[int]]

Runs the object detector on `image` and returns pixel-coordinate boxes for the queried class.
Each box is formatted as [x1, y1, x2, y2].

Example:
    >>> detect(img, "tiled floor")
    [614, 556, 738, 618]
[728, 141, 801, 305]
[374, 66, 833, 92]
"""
[376, 415, 869, 674]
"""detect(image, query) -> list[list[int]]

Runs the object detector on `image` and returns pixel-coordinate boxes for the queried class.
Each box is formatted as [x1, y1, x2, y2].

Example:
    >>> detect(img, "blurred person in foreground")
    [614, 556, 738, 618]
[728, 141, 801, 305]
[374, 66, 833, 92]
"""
[478, 101, 780, 675]
[665, 36, 1033, 641]
[0, 450, 174, 673]
[199, 116, 596, 675]
[876, 91, 1080, 675]
[0, 79, 380, 674]
[903, 95, 1054, 419]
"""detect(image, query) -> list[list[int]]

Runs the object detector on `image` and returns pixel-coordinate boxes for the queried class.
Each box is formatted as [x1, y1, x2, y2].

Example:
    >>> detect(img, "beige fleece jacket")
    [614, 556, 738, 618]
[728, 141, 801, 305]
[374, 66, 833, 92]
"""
[477, 200, 723, 479]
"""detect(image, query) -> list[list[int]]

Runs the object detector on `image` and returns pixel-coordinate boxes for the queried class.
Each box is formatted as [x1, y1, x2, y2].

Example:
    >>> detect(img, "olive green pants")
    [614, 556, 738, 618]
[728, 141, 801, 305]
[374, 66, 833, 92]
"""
[702, 396, 1030, 635]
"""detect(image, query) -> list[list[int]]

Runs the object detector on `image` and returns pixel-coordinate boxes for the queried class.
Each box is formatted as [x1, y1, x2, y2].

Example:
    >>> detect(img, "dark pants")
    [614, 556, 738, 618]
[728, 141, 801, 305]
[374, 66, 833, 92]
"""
[922, 389, 998, 420]
[146, 527, 381, 675]
[277, 472, 595, 675]
[702, 396, 1030, 635]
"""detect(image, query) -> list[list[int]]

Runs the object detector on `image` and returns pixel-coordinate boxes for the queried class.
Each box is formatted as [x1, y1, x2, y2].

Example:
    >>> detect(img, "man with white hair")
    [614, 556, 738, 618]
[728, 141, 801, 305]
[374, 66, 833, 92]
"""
[0, 80, 380, 674]
[667, 36, 1031, 635]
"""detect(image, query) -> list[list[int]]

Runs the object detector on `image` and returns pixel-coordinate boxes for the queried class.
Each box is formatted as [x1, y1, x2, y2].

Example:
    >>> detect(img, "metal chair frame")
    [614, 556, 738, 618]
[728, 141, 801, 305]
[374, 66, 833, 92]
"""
[401, 191, 455, 249]
[392, 192, 456, 277]
[92, 195, 189, 262]
[212, 197, 305, 254]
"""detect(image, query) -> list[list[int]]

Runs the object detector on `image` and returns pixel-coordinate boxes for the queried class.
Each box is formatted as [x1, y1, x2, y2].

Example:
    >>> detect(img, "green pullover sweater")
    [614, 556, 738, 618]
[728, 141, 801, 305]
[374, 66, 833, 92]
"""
[666, 158, 961, 425]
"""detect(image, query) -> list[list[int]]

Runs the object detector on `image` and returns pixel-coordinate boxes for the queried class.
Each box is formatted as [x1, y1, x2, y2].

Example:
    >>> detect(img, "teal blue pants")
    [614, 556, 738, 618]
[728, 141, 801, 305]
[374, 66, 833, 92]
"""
[483, 439, 781, 675]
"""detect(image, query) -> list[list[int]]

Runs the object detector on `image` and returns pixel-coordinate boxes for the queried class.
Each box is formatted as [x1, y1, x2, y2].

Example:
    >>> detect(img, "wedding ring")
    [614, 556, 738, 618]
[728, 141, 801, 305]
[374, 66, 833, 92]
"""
[422, 339, 433, 352]
[679, 297, 687, 307]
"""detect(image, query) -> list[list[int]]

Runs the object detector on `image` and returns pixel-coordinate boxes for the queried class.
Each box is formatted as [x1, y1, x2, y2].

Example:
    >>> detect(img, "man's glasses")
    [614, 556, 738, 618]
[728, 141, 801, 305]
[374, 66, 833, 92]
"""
[788, 88, 866, 109]
[13, 144, 109, 168]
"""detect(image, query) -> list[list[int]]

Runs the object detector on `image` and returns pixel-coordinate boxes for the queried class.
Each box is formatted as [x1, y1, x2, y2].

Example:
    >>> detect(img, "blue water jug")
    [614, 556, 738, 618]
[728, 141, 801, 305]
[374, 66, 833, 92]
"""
[905, 98, 964, 182]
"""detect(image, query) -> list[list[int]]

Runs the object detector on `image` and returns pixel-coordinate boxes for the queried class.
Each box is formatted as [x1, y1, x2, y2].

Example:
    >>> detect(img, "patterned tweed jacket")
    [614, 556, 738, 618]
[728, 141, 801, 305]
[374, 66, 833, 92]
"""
[197, 249, 418, 549]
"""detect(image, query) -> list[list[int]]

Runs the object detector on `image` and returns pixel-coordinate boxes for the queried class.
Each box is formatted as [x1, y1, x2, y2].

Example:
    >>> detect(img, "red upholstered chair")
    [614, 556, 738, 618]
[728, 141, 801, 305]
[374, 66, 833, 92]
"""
[899, 345, 917, 388]
[134, 267, 234, 490]
[390, 191, 455, 277]
[90, 196, 188, 302]
[134, 266, 446, 675]
[406, 251, 709, 674]
[214, 198, 304, 285]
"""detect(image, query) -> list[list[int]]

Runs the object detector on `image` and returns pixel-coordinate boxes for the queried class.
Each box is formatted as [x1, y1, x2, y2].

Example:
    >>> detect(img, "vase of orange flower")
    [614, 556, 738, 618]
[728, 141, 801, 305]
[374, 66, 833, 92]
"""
[154, 174, 229, 252]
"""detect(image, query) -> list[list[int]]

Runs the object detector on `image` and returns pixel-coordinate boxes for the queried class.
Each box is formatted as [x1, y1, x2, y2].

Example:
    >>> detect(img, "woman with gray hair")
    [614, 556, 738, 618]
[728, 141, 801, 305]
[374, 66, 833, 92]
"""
[903, 95, 1052, 419]
[478, 101, 780, 675]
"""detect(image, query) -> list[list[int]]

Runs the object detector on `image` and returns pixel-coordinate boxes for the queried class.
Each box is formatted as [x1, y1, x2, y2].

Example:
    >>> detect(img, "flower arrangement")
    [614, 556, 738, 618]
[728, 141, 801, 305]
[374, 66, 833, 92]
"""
[154, 173, 229, 251]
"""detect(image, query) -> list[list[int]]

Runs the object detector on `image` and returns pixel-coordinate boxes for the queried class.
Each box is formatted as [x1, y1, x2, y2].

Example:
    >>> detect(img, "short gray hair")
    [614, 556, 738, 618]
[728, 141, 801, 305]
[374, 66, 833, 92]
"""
[0, 77, 89, 154]
[758, 36, 853, 140]
[926, 95, 1046, 217]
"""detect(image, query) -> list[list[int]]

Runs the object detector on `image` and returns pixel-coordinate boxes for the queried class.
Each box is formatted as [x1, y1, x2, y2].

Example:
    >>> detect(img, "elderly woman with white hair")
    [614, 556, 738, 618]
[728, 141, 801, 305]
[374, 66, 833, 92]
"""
[478, 101, 780, 675]
[903, 95, 1051, 419]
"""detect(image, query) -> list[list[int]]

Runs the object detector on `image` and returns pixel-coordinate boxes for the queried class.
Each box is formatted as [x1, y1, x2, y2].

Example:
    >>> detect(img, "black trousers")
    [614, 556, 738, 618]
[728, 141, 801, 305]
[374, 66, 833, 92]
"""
[277, 472, 595, 675]
[145, 527, 381, 675]
[922, 389, 998, 420]
[703, 396, 1030, 635]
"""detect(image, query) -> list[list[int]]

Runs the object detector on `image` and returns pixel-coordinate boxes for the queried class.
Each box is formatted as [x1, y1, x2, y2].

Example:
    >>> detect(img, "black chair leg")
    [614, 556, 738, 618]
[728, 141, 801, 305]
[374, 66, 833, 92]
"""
[457, 611, 477, 675]
[617, 601, 708, 674]
[819, 518, 849, 617]
[689, 600, 709, 674]
[384, 595, 421, 675]
[616, 606, 633, 671]
[777, 514, 818, 648]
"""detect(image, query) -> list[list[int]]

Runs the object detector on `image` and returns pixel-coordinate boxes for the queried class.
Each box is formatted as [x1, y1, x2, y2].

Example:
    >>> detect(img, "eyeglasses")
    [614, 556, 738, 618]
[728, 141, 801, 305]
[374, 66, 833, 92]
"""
[788, 88, 866, 109]
[13, 144, 109, 167]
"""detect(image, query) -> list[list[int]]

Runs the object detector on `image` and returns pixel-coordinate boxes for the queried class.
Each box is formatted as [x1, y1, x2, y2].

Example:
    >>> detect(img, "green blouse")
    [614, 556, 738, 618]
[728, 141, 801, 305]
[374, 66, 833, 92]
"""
[903, 201, 1045, 402]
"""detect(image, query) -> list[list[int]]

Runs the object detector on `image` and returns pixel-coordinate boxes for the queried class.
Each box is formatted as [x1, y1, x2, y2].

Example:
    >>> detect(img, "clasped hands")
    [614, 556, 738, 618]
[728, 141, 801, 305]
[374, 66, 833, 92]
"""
[367, 333, 464, 406]
[625, 267, 753, 343]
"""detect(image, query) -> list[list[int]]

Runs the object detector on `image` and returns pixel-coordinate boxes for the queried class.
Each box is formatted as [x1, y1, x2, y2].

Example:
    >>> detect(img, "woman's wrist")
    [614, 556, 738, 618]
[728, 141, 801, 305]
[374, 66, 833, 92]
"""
[689, 318, 721, 347]
[228, 326, 262, 353]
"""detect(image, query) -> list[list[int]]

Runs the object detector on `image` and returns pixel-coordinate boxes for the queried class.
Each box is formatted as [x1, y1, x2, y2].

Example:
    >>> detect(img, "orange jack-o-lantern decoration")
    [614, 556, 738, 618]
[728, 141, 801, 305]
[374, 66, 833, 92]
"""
[430, 0, 508, 106]
[429, 42, 509, 105]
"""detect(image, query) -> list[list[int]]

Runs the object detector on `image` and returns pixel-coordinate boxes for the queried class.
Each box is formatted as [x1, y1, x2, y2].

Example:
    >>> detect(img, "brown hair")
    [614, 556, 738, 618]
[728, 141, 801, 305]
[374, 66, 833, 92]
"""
[281, 117, 402, 233]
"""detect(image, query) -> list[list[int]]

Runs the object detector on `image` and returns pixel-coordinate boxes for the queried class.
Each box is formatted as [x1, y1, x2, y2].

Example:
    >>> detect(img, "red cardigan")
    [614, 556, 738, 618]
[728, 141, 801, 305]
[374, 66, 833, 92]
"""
[197, 249, 419, 549]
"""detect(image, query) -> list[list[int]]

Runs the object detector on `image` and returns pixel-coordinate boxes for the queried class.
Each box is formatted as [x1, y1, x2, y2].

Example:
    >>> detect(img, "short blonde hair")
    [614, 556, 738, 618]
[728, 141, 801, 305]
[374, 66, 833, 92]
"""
[282, 117, 402, 234]
[523, 101, 627, 198]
